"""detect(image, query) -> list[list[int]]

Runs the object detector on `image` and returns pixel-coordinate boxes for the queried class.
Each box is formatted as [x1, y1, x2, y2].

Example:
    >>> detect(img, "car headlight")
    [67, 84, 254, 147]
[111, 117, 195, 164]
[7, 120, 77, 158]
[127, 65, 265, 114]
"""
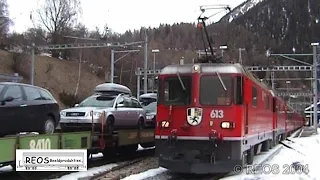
[60, 111, 66, 117]
[93, 111, 102, 117]
[146, 115, 154, 120]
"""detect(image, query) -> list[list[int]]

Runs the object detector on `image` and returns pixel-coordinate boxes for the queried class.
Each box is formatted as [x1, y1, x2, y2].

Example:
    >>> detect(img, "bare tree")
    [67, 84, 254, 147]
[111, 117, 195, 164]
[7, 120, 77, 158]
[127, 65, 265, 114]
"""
[0, 0, 12, 48]
[34, 0, 81, 57]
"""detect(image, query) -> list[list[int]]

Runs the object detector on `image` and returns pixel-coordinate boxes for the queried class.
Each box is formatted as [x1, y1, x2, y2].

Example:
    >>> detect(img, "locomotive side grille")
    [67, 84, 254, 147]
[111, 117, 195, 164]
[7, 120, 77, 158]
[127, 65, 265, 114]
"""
[66, 112, 86, 117]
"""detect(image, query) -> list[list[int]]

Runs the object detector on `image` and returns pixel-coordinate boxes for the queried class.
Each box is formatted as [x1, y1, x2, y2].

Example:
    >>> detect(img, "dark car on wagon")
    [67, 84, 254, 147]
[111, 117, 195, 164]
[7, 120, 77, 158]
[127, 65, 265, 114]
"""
[0, 82, 60, 136]
[139, 93, 157, 127]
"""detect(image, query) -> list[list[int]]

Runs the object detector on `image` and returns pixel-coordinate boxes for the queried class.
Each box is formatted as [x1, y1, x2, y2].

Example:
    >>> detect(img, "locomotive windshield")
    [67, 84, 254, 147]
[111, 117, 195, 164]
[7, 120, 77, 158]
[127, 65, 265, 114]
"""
[200, 75, 233, 105]
[163, 76, 191, 105]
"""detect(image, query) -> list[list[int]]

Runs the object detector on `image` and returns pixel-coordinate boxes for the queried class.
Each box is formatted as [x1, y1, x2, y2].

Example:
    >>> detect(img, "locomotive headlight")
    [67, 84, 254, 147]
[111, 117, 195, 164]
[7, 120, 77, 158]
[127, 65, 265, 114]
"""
[192, 65, 200, 73]
[221, 122, 235, 129]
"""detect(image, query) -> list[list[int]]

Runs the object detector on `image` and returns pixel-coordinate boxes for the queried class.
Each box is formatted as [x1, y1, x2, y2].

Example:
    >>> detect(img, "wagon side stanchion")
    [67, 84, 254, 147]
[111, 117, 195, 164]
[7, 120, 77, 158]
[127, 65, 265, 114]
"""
[99, 111, 106, 149]
[91, 110, 94, 134]
[88, 110, 94, 158]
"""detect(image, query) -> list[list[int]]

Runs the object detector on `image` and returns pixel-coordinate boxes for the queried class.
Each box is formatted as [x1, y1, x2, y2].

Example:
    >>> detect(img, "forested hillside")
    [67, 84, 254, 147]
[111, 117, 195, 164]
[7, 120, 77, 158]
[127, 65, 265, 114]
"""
[1, 0, 319, 106]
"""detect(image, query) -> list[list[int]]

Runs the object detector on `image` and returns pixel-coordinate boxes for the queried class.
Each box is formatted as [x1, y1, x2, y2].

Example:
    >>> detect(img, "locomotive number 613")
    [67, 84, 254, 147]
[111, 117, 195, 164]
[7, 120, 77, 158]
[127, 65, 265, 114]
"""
[210, 110, 224, 119]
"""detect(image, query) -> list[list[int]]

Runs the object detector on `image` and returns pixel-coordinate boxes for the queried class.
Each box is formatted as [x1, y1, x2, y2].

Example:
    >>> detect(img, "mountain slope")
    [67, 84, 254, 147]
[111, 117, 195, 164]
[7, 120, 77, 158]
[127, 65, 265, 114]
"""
[230, 0, 320, 55]
[220, 0, 265, 23]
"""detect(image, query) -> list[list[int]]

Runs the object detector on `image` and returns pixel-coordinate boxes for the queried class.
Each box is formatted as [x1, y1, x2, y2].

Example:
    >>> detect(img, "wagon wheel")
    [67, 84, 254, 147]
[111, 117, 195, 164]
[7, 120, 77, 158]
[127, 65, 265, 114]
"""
[118, 144, 138, 156]
[41, 116, 56, 134]
[246, 147, 254, 165]
[17, 171, 33, 179]
[138, 118, 145, 129]
[105, 116, 115, 134]
[12, 163, 33, 179]
[102, 147, 117, 159]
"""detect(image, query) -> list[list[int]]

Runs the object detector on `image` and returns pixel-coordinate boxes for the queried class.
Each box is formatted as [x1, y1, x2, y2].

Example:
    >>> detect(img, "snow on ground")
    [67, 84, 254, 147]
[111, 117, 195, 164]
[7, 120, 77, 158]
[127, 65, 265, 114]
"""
[89, 152, 103, 159]
[137, 144, 155, 151]
[222, 130, 320, 180]
[51, 163, 118, 180]
[53, 144, 154, 179]
[0, 165, 12, 172]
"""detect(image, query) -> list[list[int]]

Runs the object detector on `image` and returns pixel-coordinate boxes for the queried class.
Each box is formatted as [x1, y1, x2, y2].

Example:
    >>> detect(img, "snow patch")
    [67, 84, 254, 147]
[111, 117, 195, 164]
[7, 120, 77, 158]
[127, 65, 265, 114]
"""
[52, 163, 118, 180]
[224, 0, 265, 22]
[0, 165, 13, 172]
[222, 129, 320, 180]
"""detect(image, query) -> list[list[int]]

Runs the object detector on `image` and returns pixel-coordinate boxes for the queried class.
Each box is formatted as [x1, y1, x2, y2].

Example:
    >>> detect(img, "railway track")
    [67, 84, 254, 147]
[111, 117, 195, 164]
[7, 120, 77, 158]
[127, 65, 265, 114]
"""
[163, 173, 228, 180]
[0, 148, 155, 180]
[87, 157, 156, 180]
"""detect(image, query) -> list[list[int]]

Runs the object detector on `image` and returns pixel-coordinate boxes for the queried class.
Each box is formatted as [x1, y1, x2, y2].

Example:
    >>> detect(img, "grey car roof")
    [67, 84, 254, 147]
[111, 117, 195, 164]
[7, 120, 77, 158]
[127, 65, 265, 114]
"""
[94, 83, 132, 95]
[140, 93, 157, 99]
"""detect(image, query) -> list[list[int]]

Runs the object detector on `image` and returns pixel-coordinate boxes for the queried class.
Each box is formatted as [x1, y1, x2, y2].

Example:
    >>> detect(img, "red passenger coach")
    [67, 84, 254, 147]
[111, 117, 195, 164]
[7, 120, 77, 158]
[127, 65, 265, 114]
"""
[155, 63, 304, 174]
[272, 95, 287, 143]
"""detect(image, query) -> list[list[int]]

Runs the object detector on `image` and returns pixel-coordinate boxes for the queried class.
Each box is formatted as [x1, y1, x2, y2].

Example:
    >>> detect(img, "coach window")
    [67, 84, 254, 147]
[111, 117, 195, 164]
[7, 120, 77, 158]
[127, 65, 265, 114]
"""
[252, 86, 257, 107]
[163, 76, 191, 105]
[200, 75, 232, 105]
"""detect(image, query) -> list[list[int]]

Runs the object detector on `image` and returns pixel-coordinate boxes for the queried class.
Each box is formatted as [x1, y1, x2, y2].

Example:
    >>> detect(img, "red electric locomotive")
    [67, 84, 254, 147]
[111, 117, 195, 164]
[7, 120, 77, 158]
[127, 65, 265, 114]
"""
[155, 63, 304, 174]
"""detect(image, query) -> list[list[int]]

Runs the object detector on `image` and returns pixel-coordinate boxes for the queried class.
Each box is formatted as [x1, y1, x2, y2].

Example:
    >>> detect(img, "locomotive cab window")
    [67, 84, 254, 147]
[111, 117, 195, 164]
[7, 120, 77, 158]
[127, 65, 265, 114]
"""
[234, 76, 243, 105]
[163, 76, 191, 105]
[200, 75, 232, 105]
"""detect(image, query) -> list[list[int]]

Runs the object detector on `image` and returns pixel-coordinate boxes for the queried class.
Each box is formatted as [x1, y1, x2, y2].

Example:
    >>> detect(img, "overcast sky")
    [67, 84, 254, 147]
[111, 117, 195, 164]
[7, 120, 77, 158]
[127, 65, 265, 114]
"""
[8, 0, 244, 34]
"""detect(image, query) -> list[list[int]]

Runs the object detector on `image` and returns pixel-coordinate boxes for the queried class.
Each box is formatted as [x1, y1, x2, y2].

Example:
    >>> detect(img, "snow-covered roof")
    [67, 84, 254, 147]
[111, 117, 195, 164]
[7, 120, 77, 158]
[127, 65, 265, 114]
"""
[304, 102, 320, 111]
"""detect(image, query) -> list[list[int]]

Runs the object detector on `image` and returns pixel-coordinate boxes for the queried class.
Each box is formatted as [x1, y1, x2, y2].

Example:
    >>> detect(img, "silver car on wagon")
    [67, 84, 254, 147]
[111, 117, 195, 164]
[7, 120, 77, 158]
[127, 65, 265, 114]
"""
[59, 83, 146, 132]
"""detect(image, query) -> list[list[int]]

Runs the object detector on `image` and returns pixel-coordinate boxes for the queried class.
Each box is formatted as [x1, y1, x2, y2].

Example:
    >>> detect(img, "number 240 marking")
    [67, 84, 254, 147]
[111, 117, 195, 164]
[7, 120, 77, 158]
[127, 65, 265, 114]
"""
[210, 110, 224, 118]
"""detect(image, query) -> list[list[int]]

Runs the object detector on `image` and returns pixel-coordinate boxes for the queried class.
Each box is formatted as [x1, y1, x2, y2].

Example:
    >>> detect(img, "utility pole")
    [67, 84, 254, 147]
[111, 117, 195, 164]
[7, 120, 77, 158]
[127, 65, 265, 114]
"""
[144, 34, 148, 94]
[110, 49, 140, 83]
[137, 68, 141, 99]
[110, 50, 114, 83]
[151, 49, 159, 93]
[311, 42, 319, 133]
[239, 48, 245, 64]
[30, 43, 35, 85]
[271, 71, 275, 90]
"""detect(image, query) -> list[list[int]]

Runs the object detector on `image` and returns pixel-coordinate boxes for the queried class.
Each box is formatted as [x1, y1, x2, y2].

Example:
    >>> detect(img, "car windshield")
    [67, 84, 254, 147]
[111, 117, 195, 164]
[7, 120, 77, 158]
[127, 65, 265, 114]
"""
[140, 97, 156, 106]
[78, 95, 115, 107]
[143, 102, 157, 113]
[0, 85, 4, 93]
